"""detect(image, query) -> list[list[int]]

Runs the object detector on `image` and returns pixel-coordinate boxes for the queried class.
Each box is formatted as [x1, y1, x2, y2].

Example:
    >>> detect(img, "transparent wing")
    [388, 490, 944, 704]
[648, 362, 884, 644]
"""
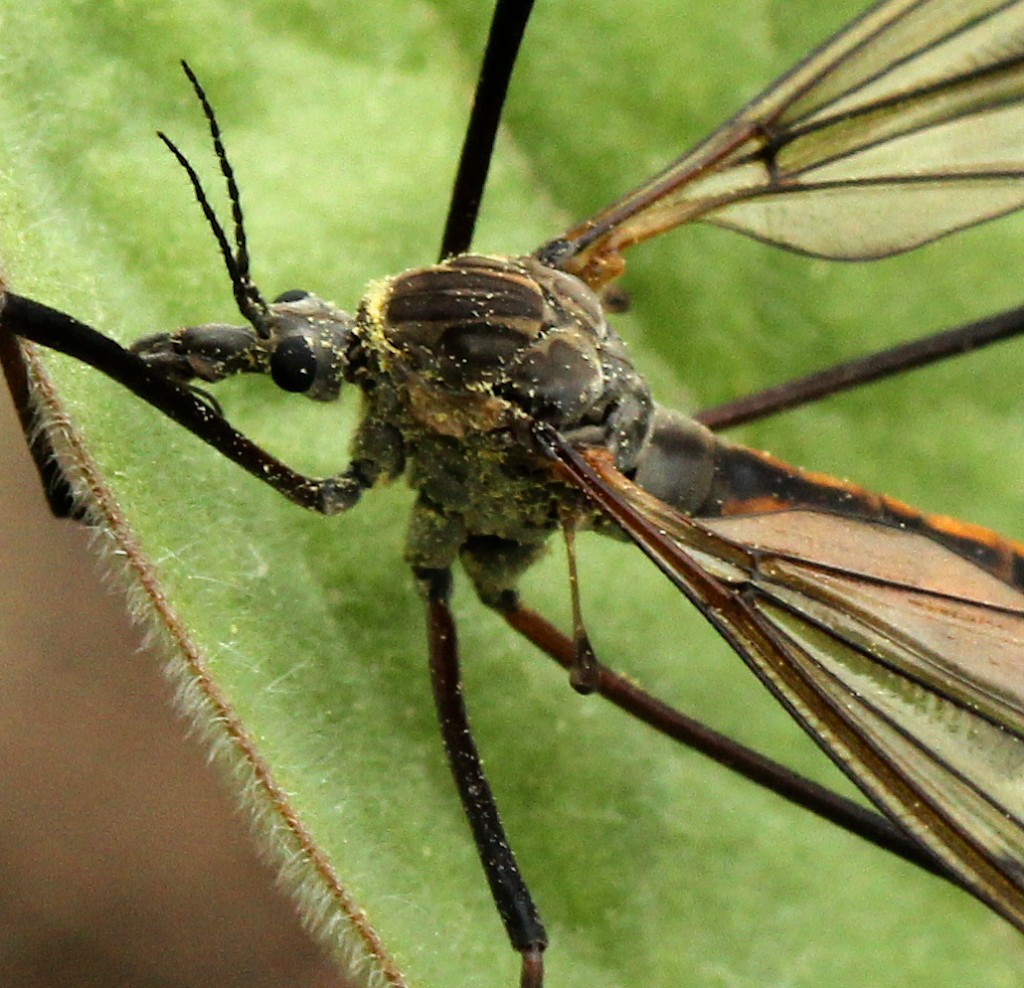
[539, 0, 1024, 286]
[548, 434, 1024, 930]
[704, 510, 1024, 925]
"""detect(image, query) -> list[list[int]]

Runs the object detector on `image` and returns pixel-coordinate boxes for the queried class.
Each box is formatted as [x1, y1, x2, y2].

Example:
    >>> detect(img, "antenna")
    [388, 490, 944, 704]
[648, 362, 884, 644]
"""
[159, 61, 270, 333]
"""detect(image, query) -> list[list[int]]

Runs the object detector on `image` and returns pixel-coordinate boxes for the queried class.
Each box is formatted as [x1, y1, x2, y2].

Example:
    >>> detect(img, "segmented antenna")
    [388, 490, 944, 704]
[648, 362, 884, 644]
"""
[158, 60, 269, 333]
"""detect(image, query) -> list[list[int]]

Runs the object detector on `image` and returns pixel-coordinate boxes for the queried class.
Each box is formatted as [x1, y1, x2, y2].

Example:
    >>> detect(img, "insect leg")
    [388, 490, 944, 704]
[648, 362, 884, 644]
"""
[419, 566, 547, 988]
[0, 324, 80, 518]
[1, 293, 366, 515]
[439, 0, 537, 260]
[697, 300, 1024, 430]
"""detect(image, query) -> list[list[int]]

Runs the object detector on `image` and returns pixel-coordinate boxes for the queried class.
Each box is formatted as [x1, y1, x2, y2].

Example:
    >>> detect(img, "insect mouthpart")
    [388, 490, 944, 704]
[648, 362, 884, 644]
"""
[131, 289, 356, 402]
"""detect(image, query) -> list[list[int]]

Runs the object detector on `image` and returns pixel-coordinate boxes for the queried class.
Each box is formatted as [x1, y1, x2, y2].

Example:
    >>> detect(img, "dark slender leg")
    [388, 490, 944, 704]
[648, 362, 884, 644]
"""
[439, 0, 536, 259]
[420, 568, 547, 987]
[697, 302, 1024, 430]
[496, 592, 955, 887]
[1, 294, 365, 515]
[0, 324, 80, 518]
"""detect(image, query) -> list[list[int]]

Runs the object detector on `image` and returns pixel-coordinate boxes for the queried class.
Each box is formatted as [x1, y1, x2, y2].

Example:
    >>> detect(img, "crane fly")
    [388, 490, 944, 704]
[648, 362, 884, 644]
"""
[4, 0, 1024, 985]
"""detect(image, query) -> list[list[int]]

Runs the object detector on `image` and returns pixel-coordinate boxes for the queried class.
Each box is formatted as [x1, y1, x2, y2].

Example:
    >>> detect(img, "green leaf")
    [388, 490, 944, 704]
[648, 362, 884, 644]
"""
[3, 1, 1024, 986]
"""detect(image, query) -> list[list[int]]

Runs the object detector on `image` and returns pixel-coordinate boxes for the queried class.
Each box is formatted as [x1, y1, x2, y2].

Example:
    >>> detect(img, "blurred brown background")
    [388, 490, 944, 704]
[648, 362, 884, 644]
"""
[0, 389, 343, 986]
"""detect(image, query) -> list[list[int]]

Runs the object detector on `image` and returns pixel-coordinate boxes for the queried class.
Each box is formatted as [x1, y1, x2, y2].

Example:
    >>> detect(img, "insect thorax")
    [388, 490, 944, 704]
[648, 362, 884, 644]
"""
[350, 254, 656, 581]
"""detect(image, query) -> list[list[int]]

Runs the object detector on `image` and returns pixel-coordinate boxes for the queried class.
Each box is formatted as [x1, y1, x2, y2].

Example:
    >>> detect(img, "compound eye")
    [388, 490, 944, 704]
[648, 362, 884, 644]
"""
[270, 335, 318, 392]
[272, 289, 311, 303]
